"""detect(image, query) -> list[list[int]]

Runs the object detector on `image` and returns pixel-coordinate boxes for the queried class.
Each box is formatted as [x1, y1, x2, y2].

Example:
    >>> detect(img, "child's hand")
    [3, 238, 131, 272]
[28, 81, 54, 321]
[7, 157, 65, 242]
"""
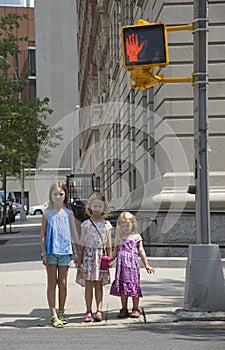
[108, 259, 113, 268]
[145, 264, 155, 274]
[74, 255, 83, 266]
[42, 255, 48, 266]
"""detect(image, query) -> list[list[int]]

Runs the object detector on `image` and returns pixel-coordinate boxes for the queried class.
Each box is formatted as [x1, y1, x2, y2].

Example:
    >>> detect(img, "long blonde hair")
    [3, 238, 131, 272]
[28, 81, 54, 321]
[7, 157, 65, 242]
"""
[115, 211, 138, 245]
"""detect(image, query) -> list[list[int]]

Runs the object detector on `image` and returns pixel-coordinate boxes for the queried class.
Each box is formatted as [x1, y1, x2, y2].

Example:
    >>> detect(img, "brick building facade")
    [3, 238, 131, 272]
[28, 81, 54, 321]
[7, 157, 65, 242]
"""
[0, 5, 36, 102]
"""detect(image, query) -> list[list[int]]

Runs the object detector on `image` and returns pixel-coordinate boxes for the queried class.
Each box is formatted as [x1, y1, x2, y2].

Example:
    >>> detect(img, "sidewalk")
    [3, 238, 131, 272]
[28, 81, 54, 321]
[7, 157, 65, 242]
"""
[0, 217, 225, 329]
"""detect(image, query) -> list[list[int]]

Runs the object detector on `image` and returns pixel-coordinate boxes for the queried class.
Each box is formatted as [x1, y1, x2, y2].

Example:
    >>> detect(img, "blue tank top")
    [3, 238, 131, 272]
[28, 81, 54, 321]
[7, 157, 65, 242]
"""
[45, 208, 73, 255]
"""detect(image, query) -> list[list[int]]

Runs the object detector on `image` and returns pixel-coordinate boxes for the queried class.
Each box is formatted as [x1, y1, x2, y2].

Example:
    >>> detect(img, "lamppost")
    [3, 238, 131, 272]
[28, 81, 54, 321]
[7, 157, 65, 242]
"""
[0, 55, 26, 221]
[71, 105, 80, 174]
[12, 65, 26, 221]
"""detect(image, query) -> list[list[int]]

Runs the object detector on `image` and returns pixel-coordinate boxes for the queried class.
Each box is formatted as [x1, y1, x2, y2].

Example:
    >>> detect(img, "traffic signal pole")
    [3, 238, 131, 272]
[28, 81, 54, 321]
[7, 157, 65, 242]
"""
[193, 0, 210, 245]
[120, 2, 225, 311]
[183, 0, 225, 311]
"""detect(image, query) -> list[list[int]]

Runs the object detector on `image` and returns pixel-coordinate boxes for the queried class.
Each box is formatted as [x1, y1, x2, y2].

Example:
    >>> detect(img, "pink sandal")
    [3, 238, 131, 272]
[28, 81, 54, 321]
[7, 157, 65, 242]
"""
[83, 310, 93, 322]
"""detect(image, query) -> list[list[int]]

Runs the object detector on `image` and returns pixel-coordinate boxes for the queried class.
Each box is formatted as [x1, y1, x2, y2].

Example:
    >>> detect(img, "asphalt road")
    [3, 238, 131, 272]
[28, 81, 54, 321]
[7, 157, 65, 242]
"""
[0, 216, 41, 263]
[0, 327, 225, 350]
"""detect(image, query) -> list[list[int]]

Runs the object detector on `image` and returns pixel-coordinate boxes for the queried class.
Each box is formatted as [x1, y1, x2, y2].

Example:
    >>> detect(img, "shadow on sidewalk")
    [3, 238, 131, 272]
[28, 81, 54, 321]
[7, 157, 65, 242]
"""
[0, 308, 175, 328]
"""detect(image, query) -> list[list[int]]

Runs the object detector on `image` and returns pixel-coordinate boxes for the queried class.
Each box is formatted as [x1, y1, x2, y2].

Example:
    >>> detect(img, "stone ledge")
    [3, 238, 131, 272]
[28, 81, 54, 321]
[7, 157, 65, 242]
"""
[176, 308, 225, 321]
[145, 257, 225, 268]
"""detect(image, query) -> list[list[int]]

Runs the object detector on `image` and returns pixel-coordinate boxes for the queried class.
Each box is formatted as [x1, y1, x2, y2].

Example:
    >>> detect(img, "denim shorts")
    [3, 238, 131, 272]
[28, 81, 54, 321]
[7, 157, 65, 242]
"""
[47, 254, 71, 266]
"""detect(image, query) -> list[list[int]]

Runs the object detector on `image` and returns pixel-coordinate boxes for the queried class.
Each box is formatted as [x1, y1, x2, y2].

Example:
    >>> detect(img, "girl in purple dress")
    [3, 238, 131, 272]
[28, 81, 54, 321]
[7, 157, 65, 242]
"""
[110, 212, 155, 318]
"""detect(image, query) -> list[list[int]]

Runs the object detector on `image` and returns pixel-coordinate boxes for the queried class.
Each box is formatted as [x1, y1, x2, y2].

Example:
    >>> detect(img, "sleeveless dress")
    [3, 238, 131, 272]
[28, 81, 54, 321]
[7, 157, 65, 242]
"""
[110, 234, 143, 298]
[75, 219, 112, 287]
[45, 208, 73, 256]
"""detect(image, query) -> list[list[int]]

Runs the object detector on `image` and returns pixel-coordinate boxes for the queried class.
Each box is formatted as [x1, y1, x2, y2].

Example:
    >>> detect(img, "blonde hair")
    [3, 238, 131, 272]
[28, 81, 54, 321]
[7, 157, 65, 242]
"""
[48, 182, 70, 209]
[86, 192, 109, 217]
[115, 211, 138, 245]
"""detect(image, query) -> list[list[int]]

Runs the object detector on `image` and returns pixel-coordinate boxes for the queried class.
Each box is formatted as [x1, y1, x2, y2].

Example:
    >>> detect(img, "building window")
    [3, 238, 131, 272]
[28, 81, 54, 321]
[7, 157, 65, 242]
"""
[28, 48, 36, 77]
[29, 80, 36, 101]
[110, 1, 120, 62]
[13, 53, 19, 79]
[133, 167, 136, 190]
[0, 0, 35, 7]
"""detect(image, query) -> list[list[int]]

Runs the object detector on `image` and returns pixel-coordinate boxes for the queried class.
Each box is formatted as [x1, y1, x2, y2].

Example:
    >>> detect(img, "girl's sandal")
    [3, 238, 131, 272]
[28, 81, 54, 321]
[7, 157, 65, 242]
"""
[57, 310, 68, 325]
[83, 310, 93, 322]
[94, 310, 103, 322]
[51, 315, 64, 328]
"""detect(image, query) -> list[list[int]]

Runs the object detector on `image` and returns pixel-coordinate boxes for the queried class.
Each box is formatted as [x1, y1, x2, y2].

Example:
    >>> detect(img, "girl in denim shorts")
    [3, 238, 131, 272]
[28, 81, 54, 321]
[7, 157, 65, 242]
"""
[40, 182, 78, 328]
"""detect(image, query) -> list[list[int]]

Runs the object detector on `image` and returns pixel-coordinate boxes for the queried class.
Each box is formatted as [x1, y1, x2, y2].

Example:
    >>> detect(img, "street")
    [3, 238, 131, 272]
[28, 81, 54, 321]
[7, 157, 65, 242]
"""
[0, 327, 225, 350]
[0, 216, 42, 263]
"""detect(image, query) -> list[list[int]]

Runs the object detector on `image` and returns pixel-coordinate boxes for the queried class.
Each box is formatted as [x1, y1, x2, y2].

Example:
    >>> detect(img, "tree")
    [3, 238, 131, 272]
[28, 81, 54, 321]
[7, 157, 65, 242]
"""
[0, 13, 62, 232]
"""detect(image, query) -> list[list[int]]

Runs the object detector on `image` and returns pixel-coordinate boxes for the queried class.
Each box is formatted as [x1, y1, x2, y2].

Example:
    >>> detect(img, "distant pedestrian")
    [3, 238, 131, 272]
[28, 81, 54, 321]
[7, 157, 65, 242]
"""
[110, 211, 155, 318]
[40, 182, 78, 328]
[75, 192, 112, 322]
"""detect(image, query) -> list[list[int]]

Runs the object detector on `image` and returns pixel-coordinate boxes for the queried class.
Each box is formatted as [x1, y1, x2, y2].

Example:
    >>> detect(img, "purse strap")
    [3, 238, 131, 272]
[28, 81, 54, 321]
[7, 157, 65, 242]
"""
[89, 219, 106, 253]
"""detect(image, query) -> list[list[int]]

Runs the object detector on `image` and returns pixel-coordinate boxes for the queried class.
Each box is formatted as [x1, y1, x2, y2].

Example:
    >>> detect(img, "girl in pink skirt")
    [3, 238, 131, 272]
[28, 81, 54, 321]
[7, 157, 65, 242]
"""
[110, 212, 155, 318]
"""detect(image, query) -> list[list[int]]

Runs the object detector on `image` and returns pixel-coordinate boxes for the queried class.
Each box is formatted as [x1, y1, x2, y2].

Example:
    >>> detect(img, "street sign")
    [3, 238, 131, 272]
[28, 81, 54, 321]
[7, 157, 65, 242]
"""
[121, 22, 169, 70]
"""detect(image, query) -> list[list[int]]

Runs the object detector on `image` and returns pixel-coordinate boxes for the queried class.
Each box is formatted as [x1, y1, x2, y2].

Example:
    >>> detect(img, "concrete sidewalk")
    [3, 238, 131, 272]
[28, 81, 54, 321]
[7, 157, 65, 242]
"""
[0, 261, 184, 328]
[0, 217, 225, 329]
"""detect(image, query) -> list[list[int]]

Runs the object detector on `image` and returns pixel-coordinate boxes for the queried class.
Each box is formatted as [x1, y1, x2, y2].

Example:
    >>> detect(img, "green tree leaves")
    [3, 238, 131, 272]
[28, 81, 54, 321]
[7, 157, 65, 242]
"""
[0, 13, 62, 177]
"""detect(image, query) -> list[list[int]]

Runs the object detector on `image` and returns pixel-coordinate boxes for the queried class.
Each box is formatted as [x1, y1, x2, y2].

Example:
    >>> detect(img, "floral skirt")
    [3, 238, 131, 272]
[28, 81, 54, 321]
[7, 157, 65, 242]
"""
[76, 265, 110, 287]
[75, 247, 110, 287]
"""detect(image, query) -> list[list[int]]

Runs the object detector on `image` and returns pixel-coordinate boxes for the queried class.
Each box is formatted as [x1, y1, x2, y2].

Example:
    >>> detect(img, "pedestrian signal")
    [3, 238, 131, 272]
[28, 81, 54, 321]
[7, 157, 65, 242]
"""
[121, 22, 169, 70]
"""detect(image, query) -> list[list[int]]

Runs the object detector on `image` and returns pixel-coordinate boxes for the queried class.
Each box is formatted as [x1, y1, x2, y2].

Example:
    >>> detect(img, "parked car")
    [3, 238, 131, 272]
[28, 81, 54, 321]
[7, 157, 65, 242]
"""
[29, 202, 48, 215]
[0, 202, 3, 226]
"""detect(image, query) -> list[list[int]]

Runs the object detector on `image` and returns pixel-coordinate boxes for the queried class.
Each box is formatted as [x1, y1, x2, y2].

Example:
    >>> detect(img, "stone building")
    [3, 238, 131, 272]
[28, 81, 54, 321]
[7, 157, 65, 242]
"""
[77, 0, 225, 256]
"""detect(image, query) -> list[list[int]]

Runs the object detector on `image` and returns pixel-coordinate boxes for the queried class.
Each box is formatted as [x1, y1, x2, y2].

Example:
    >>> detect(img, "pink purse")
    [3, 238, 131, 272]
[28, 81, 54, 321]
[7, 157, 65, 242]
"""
[100, 255, 110, 270]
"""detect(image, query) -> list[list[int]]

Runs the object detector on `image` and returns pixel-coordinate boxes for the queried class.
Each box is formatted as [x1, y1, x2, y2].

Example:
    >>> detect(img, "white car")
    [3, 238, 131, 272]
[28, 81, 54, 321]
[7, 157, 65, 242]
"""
[29, 202, 48, 215]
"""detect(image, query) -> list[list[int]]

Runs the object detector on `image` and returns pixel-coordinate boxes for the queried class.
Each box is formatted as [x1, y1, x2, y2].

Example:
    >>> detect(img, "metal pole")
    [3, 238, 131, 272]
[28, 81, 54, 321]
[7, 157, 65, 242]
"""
[13, 67, 26, 221]
[193, 0, 210, 244]
[0, 56, 26, 221]
[13, 71, 26, 221]
[183, 0, 225, 311]
[71, 116, 74, 174]
[20, 156, 26, 221]
[71, 105, 80, 174]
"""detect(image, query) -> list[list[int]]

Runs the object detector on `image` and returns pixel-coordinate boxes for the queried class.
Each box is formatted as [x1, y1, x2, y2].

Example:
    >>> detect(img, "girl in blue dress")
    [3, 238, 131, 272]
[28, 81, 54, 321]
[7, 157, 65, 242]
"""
[40, 182, 78, 328]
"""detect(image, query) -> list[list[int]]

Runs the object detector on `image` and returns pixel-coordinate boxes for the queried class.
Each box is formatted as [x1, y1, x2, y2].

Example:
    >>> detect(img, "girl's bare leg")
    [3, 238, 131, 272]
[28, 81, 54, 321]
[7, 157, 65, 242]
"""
[46, 264, 58, 317]
[121, 294, 128, 310]
[132, 296, 139, 309]
[58, 266, 69, 311]
[94, 281, 103, 311]
[85, 280, 93, 311]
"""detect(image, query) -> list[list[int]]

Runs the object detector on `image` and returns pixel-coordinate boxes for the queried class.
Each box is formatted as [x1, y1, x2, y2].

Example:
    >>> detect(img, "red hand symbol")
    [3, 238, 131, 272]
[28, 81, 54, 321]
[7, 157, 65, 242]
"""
[125, 33, 144, 62]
